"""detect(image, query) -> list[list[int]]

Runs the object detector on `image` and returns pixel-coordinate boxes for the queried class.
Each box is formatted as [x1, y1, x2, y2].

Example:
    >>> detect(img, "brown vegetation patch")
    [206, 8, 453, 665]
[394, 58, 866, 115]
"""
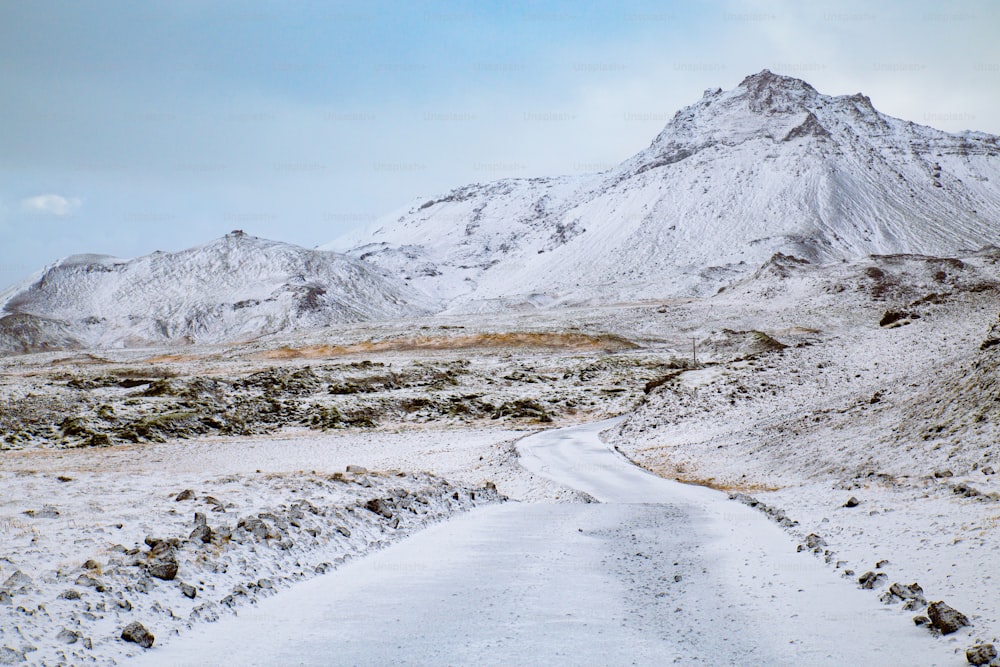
[257, 332, 639, 360]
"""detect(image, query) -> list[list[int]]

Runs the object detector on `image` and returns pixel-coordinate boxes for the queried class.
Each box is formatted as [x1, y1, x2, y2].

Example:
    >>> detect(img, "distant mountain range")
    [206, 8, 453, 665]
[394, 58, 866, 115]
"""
[4, 70, 1000, 352]
[330, 70, 1000, 312]
[0, 232, 431, 352]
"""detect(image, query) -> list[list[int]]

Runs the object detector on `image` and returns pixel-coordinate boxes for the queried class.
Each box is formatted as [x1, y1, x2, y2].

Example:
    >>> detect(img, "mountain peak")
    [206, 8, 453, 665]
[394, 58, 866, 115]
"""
[737, 69, 818, 113]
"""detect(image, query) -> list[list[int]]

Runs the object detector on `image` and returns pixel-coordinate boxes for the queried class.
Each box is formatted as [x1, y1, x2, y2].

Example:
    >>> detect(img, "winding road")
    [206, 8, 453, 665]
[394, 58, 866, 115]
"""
[136, 420, 957, 666]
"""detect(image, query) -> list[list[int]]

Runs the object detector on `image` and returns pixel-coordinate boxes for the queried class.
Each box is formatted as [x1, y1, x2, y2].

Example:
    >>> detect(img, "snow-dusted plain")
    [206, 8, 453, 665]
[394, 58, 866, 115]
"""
[131, 421, 958, 666]
[3, 70, 1000, 665]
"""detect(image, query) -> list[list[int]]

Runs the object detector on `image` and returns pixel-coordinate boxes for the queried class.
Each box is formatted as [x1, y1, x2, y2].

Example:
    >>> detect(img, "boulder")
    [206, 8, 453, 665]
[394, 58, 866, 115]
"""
[0, 647, 26, 664]
[966, 644, 997, 666]
[189, 524, 213, 544]
[0, 571, 33, 595]
[121, 621, 154, 648]
[175, 489, 196, 501]
[858, 571, 888, 589]
[148, 560, 178, 581]
[365, 498, 394, 519]
[346, 465, 369, 474]
[843, 496, 860, 508]
[927, 601, 970, 635]
[888, 582, 926, 606]
[55, 628, 79, 645]
[180, 582, 197, 599]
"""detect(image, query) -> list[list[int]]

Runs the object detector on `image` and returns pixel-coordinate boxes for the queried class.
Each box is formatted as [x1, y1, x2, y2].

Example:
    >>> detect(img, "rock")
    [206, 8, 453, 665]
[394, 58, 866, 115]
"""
[0, 647, 26, 664]
[365, 498, 394, 519]
[58, 589, 81, 600]
[346, 465, 368, 474]
[927, 601, 971, 635]
[966, 644, 997, 666]
[258, 578, 274, 589]
[888, 582, 926, 605]
[875, 559, 889, 569]
[22, 505, 60, 519]
[189, 524, 213, 544]
[982, 466, 995, 476]
[843, 496, 860, 508]
[1, 570, 33, 595]
[55, 628, 79, 644]
[913, 615, 931, 627]
[193, 511, 207, 526]
[801, 533, 826, 552]
[336, 526, 351, 538]
[180, 582, 197, 599]
[237, 516, 271, 540]
[121, 621, 155, 648]
[953, 483, 982, 499]
[858, 571, 888, 589]
[175, 489, 196, 501]
[0, 592, 11, 605]
[83, 559, 100, 571]
[74, 574, 109, 592]
[934, 469, 954, 478]
[148, 560, 179, 581]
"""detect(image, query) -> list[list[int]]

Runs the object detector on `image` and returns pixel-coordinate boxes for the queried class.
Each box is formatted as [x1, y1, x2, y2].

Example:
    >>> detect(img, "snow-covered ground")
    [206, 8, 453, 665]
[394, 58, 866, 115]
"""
[132, 421, 965, 666]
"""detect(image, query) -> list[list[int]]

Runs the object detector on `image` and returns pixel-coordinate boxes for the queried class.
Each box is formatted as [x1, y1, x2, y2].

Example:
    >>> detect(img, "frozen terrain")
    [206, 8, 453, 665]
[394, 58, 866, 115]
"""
[2, 69, 999, 666]
[332, 70, 1000, 310]
[134, 421, 960, 666]
[0, 231, 431, 354]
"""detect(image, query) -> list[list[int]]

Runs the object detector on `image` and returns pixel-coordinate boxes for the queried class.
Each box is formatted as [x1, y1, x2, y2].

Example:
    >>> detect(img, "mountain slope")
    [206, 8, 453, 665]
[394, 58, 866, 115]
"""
[329, 70, 1000, 310]
[0, 231, 432, 353]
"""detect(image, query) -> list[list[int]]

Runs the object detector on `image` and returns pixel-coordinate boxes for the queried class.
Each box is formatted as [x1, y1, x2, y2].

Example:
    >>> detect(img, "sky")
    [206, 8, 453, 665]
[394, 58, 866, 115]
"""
[1, 0, 998, 291]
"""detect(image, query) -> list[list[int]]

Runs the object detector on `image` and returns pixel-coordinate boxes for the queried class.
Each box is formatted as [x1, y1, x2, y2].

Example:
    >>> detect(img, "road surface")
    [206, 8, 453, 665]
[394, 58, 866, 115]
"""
[136, 420, 958, 665]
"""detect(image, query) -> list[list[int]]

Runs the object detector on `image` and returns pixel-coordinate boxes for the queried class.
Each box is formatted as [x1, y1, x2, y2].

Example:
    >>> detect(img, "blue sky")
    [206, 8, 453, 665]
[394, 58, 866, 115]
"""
[1, 0, 998, 290]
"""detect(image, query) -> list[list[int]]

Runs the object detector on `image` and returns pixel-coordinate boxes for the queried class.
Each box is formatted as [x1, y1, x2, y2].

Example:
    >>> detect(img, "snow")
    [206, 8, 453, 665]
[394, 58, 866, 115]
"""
[134, 421, 964, 666]
[329, 70, 1000, 311]
[0, 231, 433, 353]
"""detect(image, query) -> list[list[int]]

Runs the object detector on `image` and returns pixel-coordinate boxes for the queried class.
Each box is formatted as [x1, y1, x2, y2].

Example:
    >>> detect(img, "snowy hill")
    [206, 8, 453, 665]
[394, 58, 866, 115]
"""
[0, 231, 432, 353]
[330, 70, 1000, 310]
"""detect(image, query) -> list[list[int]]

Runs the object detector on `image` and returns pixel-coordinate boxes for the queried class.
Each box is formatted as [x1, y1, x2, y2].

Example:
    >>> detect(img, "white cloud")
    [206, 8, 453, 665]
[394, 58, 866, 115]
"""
[21, 194, 82, 216]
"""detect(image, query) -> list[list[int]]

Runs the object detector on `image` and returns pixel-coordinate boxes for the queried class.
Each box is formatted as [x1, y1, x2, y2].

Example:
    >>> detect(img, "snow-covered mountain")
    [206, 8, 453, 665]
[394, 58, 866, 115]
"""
[0, 231, 432, 353]
[329, 70, 1000, 310]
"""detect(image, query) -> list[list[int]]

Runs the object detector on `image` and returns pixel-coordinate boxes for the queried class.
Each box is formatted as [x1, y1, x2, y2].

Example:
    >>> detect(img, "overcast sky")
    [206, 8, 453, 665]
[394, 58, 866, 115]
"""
[1, 0, 998, 290]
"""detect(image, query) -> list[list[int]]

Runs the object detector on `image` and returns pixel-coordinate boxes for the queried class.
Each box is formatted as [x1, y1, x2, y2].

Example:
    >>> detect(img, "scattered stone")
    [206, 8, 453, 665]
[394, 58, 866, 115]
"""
[966, 644, 997, 666]
[147, 560, 179, 581]
[180, 582, 197, 599]
[346, 465, 369, 474]
[953, 483, 982, 499]
[82, 559, 100, 571]
[121, 621, 155, 648]
[55, 628, 79, 645]
[22, 505, 60, 519]
[175, 489, 196, 501]
[889, 582, 926, 604]
[927, 601, 971, 635]
[875, 559, 889, 569]
[74, 574, 108, 592]
[258, 578, 274, 589]
[982, 466, 995, 476]
[193, 511, 207, 526]
[0, 592, 10, 605]
[0, 647, 26, 664]
[913, 615, 931, 627]
[58, 589, 81, 600]
[336, 526, 351, 538]
[934, 469, 955, 478]
[843, 496, 860, 508]
[56, 475, 72, 483]
[365, 498, 394, 519]
[189, 524, 213, 544]
[1, 570, 33, 595]
[858, 571, 888, 589]
[798, 533, 827, 553]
